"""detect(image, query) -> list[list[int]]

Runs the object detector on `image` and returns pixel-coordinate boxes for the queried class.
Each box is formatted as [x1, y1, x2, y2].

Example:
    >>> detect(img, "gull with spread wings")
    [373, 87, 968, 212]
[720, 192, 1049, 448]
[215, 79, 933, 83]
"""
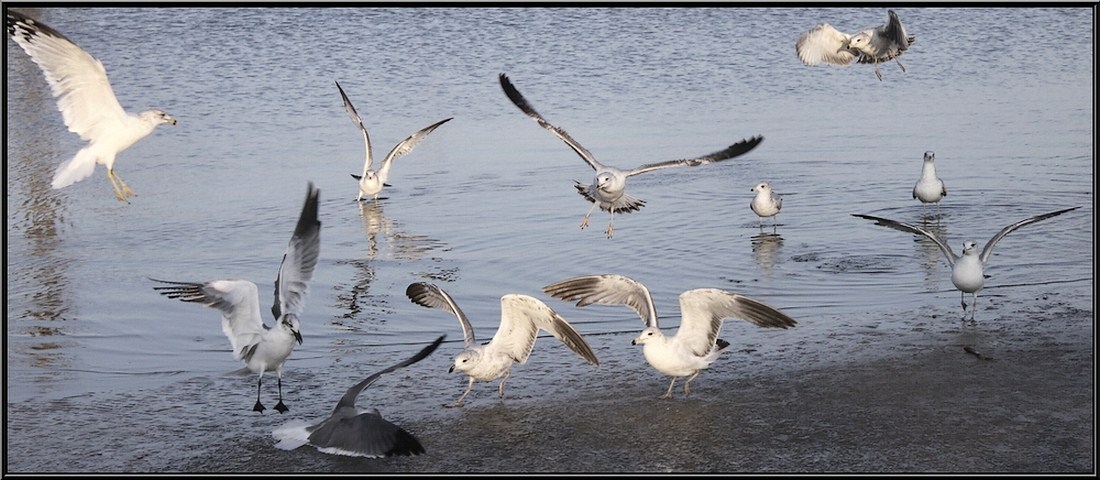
[796, 9, 916, 81]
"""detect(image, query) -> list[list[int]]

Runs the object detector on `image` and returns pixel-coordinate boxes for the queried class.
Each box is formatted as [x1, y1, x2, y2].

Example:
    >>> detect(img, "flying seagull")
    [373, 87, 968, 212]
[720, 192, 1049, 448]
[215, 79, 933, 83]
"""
[336, 80, 452, 202]
[851, 206, 1081, 319]
[272, 335, 445, 458]
[6, 9, 177, 202]
[796, 9, 916, 81]
[152, 182, 321, 413]
[499, 73, 764, 238]
[543, 274, 796, 399]
[406, 282, 600, 407]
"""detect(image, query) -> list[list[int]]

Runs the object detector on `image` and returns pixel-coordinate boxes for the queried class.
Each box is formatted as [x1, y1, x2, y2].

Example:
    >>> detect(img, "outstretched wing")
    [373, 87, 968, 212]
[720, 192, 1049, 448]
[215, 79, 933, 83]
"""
[627, 136, 764, 177]
[376, 117, 453, 182]
[151, 278, 266, 360]
[406, 282, 477, 348]
[492, 294, 599, 366]
[272, 182, 322, 321]
[542, 274, 659, 329]
[332, 335, 446, 414]
[677, 289, 797, 358]
[978, 206, 1080, 265]
[795, 22, 857, 66]
[851, 213, 958, 267]
[499, 73, 604, 171]
[335, 80, 375, 177]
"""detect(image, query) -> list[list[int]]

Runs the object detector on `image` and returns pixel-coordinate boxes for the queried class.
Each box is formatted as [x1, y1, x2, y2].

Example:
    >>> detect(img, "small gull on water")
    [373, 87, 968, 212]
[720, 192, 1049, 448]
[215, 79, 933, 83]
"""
[543, 274, 797, 399]
[750, 181, 783, 230]
[851, 206, 1081, 320]
[6, 9, 178, 202]
[272, 335, 446, 458]
[406, 282, 600, 407]
[795, 9, 916, 81]
[912, 151, 947, 213]
[336, 80, 452, 202]
[499, 73, 764, 239]
[152, 182, 322, 413]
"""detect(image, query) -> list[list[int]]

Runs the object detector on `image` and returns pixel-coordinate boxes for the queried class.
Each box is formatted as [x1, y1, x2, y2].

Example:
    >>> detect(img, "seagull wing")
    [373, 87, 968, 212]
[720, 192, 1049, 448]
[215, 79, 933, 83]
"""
[271, 183, 322, 321]
[626, 136, 764, 177]
[151, 278, 266, 361]
[676, 289, 797, 358]
[335, 80, 375, 177]
[406, 283, 477, 348]
[858, 9, 913, 63]
[376, 117, 453, 182]
[795, 22, 857, 66]
[490, 294, 599, 366]
[542, 274, 659, 329]
[6, 10, 130, 143]
[851, 213, 958, 267]
[304, 413, 426, 458]
[978, 206, 1080, 265]
[332, 335, 446, 414]
[499, 73, 604, 171]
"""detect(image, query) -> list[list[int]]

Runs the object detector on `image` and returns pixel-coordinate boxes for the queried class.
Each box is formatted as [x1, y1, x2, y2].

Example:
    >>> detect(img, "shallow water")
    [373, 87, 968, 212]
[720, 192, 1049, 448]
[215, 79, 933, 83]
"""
[4, 6, 1093, 473]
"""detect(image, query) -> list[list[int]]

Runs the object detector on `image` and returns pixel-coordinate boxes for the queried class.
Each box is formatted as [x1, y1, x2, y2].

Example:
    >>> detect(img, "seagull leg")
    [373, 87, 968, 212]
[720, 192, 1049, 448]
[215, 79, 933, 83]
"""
[106, 170, 131, 203]
[683, 371, 702, 397]
[580, 203, 598, 230]
[273, 375, 289, 413]
[253, 377, 266, 413]
[605, 207, 615, 239]
[108, 169, 136, 201]
[497, 371, 511, 399]
[448, 377, 475, 408]
[660, 377, 678, 399]
[874, 64, 884, 81]
[896, 58, 907, 73]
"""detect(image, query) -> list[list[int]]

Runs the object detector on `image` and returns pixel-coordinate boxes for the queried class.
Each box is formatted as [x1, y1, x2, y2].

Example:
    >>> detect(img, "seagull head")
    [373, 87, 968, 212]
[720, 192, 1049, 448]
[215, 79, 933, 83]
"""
[631, 327, 661, 346]
[449, 351, 476, 374]
[961, 241, 978, 256]
[143, 109, 177, 126]
[924, 151, 935, 162]
[281, 315, 303, 345]
[752, 182, 771, 193]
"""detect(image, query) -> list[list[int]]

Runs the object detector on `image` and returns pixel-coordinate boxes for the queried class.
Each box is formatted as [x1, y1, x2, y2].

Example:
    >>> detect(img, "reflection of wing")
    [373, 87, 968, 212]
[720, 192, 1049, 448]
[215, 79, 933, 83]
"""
[151, 278, 265, 360]
[677, 289, 797, 357]
[272, 183, 322, 320]
[851, 214, 958, 267]
[335, 81, 375, 177]
[499, 73, 604, 172]
[406, 282, 477, 348]
[376, 117, 453, 181]
[978, 207, 1080, 265]
[490, 294, 599, 366]
[796, 23, 857, 66]
[543, 274, 659, 329]
[627, 136, 764, 177]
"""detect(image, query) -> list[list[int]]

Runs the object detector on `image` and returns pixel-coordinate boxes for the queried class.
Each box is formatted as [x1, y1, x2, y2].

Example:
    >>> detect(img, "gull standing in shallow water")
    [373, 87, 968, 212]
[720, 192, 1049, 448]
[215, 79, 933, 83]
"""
[796, 9, 916, 81]
[406, 282, 600, 407]
[543, 274, 797, 399]
[499, 73, 764, 238]
[152, 183, 321, 413]
[336, 80, 452, 202]
[272, 335, 445, 458]
[912, 151, 947, 214]
[6, 9, 177, 202]
[750, 181, 783, 230]
[852, 206, 1081, 320]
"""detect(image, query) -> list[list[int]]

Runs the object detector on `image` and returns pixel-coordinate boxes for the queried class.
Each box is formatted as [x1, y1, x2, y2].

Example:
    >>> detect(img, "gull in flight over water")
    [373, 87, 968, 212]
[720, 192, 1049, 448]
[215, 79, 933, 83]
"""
[750, 181, 783, 231]
[406, 282, 600, 407]
[543, 274, 797, 399]
[272, 335, 445, 458]
[6, 9, 178, 202]
[336, 80, 452, 202]
[796, 9, 916, 81]
[852, 206, 1080, 320]
[152, 182, 322, 413]
[912, 151, 946, 214]
[499, 73, 764, 238]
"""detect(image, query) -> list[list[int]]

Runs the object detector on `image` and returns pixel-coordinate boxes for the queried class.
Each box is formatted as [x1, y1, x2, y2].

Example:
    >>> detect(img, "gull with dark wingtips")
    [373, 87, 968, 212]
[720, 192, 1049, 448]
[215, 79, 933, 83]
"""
[796, 9, 916, 81]
[912, 151, 946, 213]
[750, 181, 783, 230]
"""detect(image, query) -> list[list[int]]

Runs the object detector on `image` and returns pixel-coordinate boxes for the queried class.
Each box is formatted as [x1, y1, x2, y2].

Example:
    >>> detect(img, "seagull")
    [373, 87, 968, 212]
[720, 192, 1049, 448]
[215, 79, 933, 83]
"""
[6, 9, 178, 202]
[750, 181, 783, 230]
[272, 335, 445, 458]
[152, 182, 321, 413]
[406, 282, 600, 407]
[795, 9, 916, 81]
[336, 80, 452, 202]
[499, 73, 764, 238]
[851, 206, 1081, 319]
[543, 274, 797, 399]
[912, 151, 946, 214]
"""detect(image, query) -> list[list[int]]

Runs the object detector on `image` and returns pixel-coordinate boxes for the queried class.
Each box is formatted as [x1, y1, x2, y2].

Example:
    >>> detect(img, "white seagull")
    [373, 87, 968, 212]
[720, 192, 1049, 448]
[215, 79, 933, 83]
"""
[6, 10, 178, 202]
[795, 9, 916, 81]
[499, 73, 764, 238]
[406, 282, 600, 407]
[336, 80, 452, 202]
[912, 151, 946, 213]
[272, 335, 445, 458]
[543, 274, 797, 399]
[152, 182, 322, 413]
[750, 181, 783, 230]
[852, 206, 1081, 319]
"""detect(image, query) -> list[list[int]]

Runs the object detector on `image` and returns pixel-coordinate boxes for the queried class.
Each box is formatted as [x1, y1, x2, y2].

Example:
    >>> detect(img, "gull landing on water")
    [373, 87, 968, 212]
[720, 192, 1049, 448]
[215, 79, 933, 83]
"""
[796, 9, 916, 81]
[335, 80, 452, 202]
[543, 274, 797, 399]
[852, 206, 1081, 320]
[406, 282, 599, 407]
[152, 183, 321, 413]
[6, 9, 177, 202]
[499, 73, 764, 239]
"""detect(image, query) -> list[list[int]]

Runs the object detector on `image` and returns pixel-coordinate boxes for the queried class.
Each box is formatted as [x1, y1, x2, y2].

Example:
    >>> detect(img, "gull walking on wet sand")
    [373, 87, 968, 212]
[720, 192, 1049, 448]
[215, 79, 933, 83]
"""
[499, 73, 763, 238]
[6, 9, 178, 202]
[272, 335, 445, 458]
[406, 282, 599, 407]
[852, 206, 1081, 320]
[913, 151, 946, 214]
[796, 9, 916, 81]
[152, 183, 321, 413]
[750, 181, 783, 231]
[543, 274, 797, 399]
[336, 80, 452, 202]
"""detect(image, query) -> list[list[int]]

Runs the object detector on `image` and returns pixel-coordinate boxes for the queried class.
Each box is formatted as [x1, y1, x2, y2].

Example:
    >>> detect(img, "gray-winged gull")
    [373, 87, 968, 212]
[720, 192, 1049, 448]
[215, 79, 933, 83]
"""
[750, 181, 783, 230]
[912, 151, 947, 213]
[796, 9, 916, 81]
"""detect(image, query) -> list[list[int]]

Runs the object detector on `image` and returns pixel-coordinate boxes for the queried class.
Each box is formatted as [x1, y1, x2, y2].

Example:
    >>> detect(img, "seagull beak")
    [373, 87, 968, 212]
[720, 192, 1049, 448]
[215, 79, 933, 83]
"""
[631, 339, 639, 346]
[293, 329, 303, 345]
[448, 365, 456, 373]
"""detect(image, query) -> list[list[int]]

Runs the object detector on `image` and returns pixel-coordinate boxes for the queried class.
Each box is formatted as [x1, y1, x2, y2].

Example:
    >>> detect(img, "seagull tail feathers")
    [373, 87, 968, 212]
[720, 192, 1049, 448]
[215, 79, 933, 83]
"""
[271, 421, 313, 451]
[50, 147, 98, 189]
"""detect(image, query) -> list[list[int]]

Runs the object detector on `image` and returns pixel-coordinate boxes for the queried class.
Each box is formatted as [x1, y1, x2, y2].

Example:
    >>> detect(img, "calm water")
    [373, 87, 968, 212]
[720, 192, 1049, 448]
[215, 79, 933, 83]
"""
[4, 6, 1093, 473]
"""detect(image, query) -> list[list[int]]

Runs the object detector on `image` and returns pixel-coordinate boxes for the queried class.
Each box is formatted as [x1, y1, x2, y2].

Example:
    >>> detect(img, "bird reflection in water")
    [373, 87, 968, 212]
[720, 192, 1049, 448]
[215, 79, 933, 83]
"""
[914, 216, 948, 292]
[751, 232, 784, 277]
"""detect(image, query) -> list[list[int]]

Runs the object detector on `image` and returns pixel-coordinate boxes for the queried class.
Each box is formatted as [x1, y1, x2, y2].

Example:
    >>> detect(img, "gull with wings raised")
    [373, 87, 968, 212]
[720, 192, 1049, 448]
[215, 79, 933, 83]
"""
[796, 9, 916, 81]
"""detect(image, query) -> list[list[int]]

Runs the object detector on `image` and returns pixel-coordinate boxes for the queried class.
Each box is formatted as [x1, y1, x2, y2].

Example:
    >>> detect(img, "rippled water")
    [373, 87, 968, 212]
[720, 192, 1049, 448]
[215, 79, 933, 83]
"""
[4, 6, 1093, 472]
